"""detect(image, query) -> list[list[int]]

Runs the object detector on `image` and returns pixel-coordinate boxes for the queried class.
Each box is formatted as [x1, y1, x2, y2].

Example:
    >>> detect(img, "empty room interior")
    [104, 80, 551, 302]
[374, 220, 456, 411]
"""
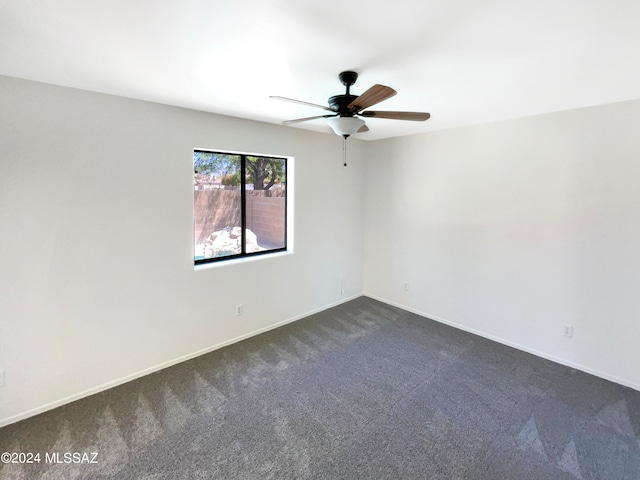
[1, 1, 639, 479]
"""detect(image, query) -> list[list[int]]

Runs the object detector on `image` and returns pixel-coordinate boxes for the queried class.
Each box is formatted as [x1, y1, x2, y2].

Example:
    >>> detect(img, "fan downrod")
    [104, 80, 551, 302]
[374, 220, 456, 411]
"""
[329, 71, 360, 114]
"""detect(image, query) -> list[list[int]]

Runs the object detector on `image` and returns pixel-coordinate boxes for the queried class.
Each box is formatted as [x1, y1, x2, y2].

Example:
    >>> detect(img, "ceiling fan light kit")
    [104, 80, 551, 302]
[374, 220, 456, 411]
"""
[271, 71, 430, 165]
[325, 116, 365, 137]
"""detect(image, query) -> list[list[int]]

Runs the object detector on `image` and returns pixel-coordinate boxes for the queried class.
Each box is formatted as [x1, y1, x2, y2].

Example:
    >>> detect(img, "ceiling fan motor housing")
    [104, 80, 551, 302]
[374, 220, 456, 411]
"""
[328, 94, 357, 115]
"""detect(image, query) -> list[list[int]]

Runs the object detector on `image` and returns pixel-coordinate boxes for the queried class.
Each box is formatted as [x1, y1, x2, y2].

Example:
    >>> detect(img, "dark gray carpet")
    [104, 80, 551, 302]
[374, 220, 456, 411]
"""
[1, 297, 639, 479]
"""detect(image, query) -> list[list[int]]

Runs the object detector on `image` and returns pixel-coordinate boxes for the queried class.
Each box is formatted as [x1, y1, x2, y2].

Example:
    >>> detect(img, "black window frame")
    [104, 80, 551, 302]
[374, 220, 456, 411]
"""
[194, 149, 288, 266]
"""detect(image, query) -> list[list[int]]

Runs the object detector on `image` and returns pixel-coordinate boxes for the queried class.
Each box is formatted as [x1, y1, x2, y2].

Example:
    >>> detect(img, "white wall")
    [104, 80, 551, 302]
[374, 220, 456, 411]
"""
[364, 99, 640, 390]
[0, 75, 366, 425]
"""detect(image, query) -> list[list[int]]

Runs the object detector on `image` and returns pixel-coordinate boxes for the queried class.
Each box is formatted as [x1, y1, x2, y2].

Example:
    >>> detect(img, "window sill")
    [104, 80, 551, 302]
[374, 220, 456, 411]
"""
[193, 249, 292, 271]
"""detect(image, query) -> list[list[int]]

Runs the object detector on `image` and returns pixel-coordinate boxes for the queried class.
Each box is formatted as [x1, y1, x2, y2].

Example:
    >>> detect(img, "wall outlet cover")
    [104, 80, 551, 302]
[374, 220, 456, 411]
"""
[563, 324, 574, 338]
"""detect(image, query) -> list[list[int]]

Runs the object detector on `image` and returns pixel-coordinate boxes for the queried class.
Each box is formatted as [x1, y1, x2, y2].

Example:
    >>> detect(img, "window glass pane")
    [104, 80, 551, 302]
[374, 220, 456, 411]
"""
[194, 153, 241, 260]
[194, 150, 287, 265]
[245, 156, 286, 252]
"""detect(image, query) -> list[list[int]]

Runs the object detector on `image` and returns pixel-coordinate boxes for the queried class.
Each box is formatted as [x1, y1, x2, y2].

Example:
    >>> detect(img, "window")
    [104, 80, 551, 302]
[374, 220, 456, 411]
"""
[194, 150, 287, 265]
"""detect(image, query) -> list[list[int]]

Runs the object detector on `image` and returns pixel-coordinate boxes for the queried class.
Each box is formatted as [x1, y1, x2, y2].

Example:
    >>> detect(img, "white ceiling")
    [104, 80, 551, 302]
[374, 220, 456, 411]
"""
[2, 0, 640, 140]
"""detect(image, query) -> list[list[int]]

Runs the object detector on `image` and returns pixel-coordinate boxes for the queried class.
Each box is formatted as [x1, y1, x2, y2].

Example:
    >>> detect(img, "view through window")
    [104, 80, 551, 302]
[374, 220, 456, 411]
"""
[194, 150, 287, 264]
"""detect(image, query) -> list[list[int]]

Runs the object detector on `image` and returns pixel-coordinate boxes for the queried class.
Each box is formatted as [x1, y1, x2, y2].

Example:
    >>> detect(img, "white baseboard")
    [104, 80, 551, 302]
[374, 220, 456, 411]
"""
[0, 292, 363, 428]
[364, 293, 640, 393]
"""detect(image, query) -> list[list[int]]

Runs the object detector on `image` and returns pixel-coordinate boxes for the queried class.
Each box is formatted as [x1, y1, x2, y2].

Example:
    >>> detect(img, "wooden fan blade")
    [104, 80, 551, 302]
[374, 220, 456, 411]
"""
[283, 114, 336, 125]
[357, 124, 369, 133]
[347, 85, 397, 112]
[360, 111, 430, 121]
[270, 96, 335, 112]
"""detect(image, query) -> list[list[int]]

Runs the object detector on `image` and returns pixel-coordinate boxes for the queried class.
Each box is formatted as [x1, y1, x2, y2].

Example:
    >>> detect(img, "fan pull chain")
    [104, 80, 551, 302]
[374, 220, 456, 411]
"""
[343, 136, 347, 167]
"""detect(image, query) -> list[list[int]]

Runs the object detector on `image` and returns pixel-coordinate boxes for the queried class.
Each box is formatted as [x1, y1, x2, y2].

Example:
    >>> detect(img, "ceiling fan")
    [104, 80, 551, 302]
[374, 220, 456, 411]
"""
[271, 71, 430, 139]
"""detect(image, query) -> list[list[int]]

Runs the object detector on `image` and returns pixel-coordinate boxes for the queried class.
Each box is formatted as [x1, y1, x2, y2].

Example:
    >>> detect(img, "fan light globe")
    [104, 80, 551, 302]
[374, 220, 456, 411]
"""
[326, 116, 365, 137]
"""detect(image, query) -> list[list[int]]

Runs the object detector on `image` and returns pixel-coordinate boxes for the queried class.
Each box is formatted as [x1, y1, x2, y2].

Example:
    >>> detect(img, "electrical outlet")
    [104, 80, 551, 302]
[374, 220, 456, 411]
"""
[404, 282, 410, 291]
[235, 304, 243, 316]
[563, 324, 573, 338]
[0, 370, 5, 388]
